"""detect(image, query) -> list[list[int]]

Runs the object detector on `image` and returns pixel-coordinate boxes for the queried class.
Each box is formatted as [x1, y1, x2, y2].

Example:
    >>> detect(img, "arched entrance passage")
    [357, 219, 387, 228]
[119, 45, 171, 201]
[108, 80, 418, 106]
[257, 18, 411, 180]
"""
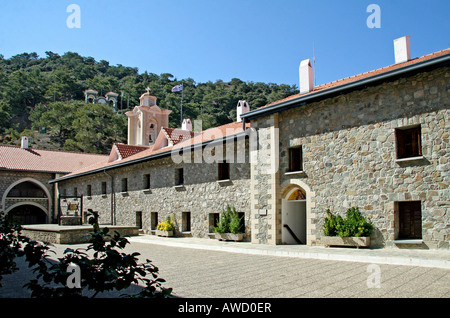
[7, 203, 48, 225]
[2, 178, 52, 224]
[280, 180, 313, 245]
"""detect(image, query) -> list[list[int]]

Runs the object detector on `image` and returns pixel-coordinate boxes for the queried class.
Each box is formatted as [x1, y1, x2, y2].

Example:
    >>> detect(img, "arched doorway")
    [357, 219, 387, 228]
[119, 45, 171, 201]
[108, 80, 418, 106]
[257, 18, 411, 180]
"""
[281, 185, 307, 244]
[280, 179, 315, 245]
[2, 178, 51, 225]
[7, 204, 48, 225]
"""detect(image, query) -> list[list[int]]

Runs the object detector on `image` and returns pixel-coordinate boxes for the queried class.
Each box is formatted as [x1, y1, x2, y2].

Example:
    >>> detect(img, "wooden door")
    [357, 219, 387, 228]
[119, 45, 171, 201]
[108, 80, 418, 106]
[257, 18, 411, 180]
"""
[398, 201, 422, 239]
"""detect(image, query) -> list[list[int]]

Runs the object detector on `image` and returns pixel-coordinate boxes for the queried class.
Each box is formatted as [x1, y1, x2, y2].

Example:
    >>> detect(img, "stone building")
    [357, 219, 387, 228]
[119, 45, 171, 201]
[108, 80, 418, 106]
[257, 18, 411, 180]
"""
[84, 89, 119, 112]
[52, 38, 449, 249]
[53, 92, 252, 239]
[0, 138, 107, 225]
[240, 38, 449, 249]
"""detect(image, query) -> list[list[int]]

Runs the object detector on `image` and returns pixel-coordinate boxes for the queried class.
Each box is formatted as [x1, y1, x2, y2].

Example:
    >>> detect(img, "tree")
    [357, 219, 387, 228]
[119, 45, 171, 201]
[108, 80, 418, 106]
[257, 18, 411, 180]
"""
[29, 101, 80, 147]
[69, 103, 126, 153]
[1, 50, 298, 152]
[0, 211, 172, 298]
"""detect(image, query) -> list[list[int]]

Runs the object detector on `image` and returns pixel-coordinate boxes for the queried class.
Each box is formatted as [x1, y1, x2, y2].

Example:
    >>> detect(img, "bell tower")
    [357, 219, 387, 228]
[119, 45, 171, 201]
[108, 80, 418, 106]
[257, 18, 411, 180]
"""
[125, 89, 172, 146]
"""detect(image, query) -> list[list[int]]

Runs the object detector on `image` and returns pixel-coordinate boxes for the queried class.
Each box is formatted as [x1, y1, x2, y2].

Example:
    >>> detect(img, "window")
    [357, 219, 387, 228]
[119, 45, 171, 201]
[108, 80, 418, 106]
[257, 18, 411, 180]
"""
[218, 161, 230, 181]
[143, 174, 150, 190]
[175, 168, 184, 186]
[151, 212, 158, 231]
[87, 184, 92, 197]
[182, 212, 191, 232]
[136, 211, 143, 230]
[121, 178, 128, 193]
[101, 182, 107, 195]
[209, 213, 220, 233]
[395, 126, 422, 159]
[288, 147, 303, 172]
[397, 201, 422, 240]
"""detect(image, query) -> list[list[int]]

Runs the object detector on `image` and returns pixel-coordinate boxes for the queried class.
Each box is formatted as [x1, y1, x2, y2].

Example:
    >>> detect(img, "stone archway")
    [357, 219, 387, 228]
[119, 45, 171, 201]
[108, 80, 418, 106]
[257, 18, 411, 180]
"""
[6, 202, 48, 225]
[2, 178, 52, 223]
[280, 179, 315, 246]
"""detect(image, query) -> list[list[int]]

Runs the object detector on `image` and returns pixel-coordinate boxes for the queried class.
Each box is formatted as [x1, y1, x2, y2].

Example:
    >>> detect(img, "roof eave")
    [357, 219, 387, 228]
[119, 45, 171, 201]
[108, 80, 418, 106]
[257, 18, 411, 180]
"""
[241, 52, 450, 121]
[49, 131, 248, 184]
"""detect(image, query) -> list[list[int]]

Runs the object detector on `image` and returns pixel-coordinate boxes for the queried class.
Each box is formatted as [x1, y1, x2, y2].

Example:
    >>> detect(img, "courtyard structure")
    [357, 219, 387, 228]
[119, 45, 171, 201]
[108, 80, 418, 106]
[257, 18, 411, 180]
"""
[50, 37, 449, 250]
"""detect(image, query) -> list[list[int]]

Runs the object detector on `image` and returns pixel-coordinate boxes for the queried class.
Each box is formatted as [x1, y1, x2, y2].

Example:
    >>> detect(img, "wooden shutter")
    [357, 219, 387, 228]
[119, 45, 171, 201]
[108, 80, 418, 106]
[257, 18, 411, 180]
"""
[399, 201, 422, 239]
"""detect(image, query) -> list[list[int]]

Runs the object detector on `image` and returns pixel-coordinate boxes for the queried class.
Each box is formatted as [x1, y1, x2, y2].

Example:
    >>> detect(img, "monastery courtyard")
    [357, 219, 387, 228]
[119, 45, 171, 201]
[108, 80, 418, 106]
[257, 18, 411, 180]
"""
[1, 235, 449, 298]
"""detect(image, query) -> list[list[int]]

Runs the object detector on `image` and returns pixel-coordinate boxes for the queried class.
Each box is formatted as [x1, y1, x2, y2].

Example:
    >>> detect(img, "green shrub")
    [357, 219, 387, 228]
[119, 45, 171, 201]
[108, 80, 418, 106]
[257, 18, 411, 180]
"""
[0, 210, 172, 298]
[323, 207, 373, 238]
[214, 206, 243, 234]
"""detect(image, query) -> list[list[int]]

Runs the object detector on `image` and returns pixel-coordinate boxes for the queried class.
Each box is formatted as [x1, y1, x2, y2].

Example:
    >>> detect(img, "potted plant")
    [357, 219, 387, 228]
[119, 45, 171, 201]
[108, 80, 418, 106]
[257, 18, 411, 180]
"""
[156, 216, 175, 237]
[322, 207, 373, 248]
[214, 206, 244, 242]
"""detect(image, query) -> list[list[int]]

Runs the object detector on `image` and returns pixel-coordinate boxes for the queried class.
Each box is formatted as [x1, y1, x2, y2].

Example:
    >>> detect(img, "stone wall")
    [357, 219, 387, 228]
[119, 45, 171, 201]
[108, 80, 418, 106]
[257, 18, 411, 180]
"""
[251, 66, 449, 249]
[57, 139, 252, 240]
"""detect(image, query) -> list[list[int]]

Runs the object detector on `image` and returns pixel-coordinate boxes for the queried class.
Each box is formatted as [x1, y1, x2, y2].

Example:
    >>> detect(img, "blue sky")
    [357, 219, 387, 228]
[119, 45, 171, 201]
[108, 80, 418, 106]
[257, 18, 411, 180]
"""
[0, 0, 449, 88]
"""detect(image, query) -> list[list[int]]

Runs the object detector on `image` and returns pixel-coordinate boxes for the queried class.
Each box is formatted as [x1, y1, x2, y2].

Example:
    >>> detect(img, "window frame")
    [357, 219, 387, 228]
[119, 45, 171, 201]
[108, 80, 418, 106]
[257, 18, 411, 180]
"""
[182, 211, 191, 232]
[395, 125, 422, 160]
[175, 168, 184, 186]
[121, 178, 128, 193]
[218, 161, 230, 181]
[396, 201, 422, 240]
[143, 173, 151, 190]
[288, 146, 303, 172]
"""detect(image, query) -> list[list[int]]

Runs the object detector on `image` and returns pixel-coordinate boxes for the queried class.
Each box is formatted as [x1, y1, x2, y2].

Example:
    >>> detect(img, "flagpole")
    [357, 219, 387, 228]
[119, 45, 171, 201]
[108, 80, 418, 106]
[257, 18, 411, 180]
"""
[180, 81, 184, 127]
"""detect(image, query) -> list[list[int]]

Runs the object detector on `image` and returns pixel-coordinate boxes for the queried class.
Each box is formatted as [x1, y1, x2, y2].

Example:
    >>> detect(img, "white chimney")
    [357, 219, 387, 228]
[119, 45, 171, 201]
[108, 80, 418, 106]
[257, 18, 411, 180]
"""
[299, 59, 313, 94]
[21, 136, 29, 149]
[394, 35, 411, 64]
[182, 118, 192, 131]
[236, 100, 250, 123]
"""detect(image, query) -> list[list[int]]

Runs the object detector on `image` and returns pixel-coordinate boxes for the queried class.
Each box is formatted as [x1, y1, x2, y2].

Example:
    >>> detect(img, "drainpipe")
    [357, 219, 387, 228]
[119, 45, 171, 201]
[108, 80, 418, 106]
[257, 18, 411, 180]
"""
[103, 170, 115, 225]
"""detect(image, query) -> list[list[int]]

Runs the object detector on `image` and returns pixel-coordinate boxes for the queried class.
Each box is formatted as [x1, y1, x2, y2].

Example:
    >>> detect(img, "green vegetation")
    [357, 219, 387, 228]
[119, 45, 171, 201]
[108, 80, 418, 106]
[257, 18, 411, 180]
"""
[157, 216, 175, 232]
[214, 206, 244, 234]
[323, 207, 373, 238]
[0, 51, 298, 153]
[0, 210, 172, 298]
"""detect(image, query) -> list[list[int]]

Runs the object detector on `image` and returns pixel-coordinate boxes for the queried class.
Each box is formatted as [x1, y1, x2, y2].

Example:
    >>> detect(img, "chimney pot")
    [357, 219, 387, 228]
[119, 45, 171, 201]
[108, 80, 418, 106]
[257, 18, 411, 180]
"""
[394, 35, 411, 64]
[182, 118, 192, 131]
[236, 100, 250, 123]
[21, 136, 29, 149]
[299, 59, 313, 94]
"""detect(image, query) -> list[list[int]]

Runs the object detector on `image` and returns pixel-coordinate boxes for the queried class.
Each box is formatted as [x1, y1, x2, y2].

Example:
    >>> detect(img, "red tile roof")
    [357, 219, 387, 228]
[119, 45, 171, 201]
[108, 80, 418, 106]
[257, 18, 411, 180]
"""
[114, 143, 148, 159]
[0, 145, 108, 173]
[57, 121, 250, 180]
[262, 48, 450, 109]
[53, 47, 449, 181]
[161, 128, 196, 145]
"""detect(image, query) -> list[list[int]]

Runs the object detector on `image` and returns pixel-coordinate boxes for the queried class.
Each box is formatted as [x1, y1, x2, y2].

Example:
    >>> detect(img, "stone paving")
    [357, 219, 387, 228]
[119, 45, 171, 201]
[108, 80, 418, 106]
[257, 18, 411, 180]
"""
[0, 235, 449, 298]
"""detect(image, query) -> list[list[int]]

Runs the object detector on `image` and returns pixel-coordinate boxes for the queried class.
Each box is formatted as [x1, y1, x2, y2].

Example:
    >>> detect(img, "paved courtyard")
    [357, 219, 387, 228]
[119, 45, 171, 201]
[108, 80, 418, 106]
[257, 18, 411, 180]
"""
[1, 237, 449, 299]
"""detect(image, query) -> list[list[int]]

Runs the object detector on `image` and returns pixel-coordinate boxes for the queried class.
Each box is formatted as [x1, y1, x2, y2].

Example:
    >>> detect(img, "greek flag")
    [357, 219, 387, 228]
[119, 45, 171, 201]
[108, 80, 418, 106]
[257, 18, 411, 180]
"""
[171, 84, 183, 92]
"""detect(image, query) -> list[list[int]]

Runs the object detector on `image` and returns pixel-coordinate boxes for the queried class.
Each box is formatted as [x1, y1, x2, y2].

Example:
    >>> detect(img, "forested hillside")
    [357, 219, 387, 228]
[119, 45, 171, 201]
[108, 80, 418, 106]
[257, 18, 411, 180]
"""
[0, 51, 297, 153]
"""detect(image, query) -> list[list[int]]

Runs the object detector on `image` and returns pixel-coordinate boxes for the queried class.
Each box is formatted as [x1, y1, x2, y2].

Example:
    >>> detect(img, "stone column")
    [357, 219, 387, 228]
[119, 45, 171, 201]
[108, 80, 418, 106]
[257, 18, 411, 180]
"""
[250, 113, 281, 245]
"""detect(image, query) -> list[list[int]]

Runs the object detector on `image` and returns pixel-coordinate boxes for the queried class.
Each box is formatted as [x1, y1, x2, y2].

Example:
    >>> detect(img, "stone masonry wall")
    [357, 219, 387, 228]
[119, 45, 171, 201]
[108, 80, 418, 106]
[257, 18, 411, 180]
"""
[252, 66, 449, 249]
[57, 139, 252, 240]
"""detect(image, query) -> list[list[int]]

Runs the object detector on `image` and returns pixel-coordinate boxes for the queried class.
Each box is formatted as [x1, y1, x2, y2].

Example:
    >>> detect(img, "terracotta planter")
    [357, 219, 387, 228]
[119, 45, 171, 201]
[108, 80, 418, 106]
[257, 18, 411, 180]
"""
[215, 233, 244, 242]
[322, 236, 370, 248]
[156, 230, 173, 237]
